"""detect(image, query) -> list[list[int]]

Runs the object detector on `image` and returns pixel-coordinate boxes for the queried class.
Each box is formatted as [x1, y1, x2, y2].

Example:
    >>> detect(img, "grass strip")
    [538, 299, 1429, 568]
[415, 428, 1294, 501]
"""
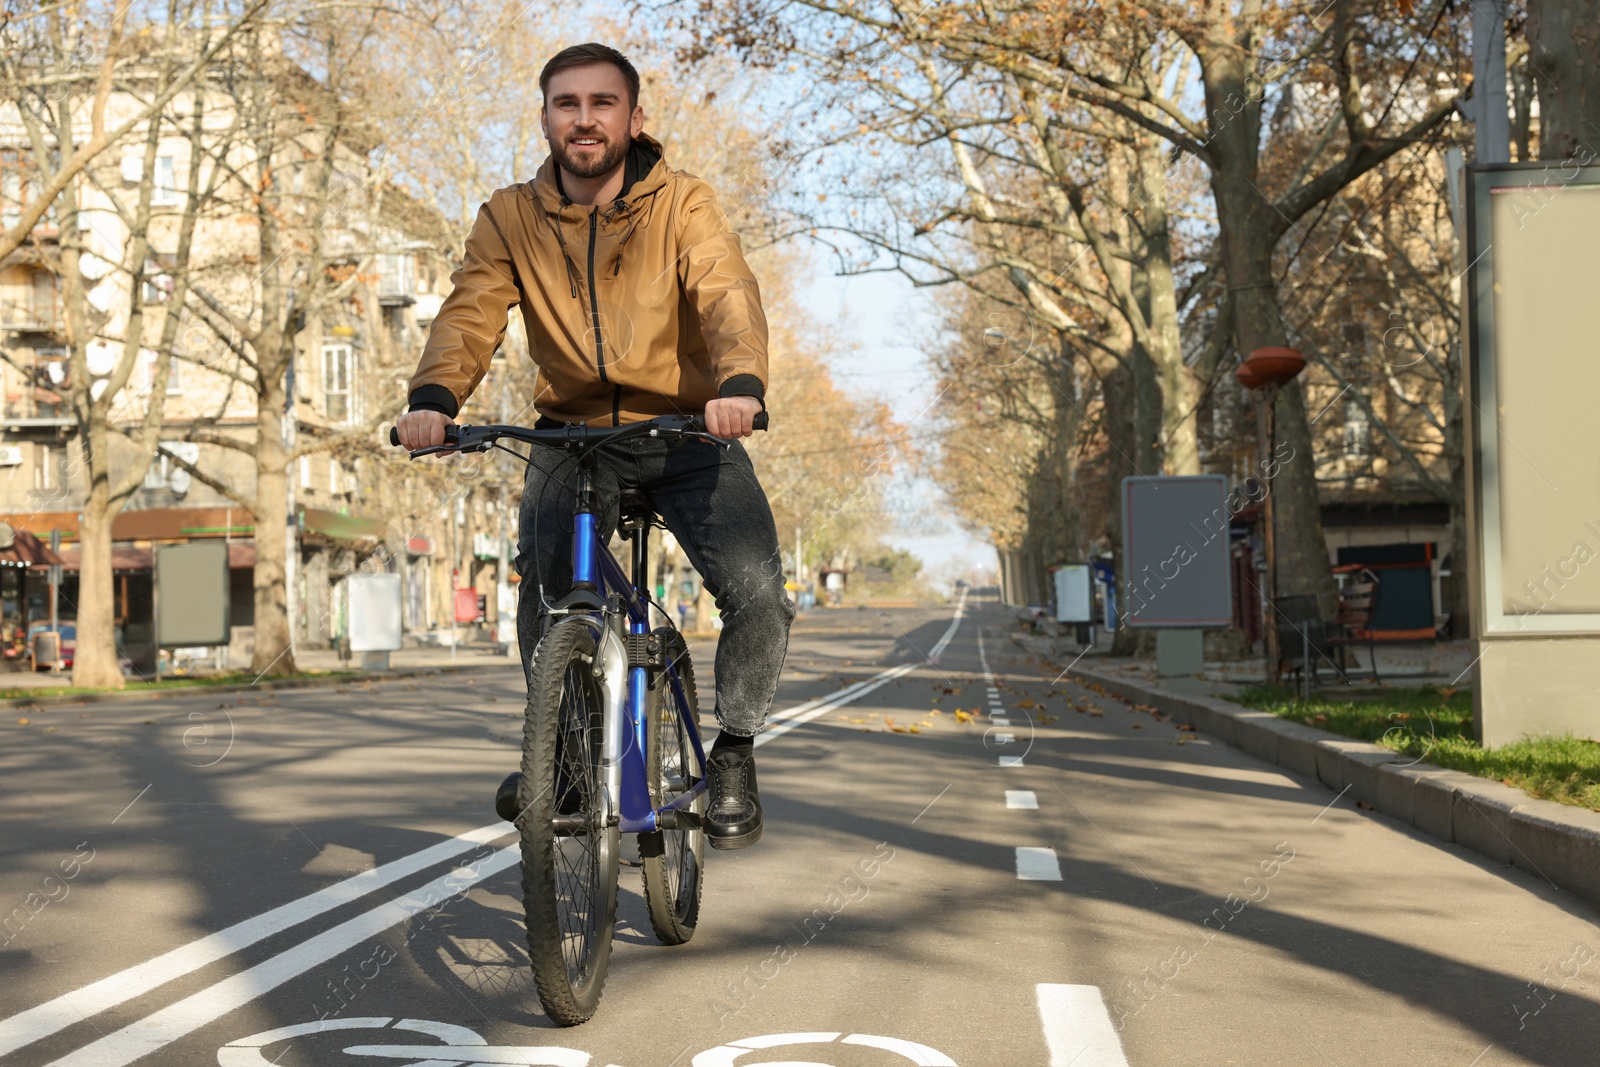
[1235, 684, 1600, 812]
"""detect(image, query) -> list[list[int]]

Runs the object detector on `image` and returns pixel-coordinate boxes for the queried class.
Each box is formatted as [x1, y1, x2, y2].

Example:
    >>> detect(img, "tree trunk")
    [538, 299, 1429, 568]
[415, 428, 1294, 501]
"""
[1135, 132, 1200, 475]
[72, 423, 125, 688]
[252, 375, 296, 676]
[1202, 41, 1336, 618]
[1530, 0, 1600, 161]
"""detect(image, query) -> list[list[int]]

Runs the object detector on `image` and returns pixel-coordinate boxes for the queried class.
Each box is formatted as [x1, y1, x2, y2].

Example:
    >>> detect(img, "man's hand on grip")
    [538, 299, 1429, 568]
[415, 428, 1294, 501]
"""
[396, 409, 454, 453]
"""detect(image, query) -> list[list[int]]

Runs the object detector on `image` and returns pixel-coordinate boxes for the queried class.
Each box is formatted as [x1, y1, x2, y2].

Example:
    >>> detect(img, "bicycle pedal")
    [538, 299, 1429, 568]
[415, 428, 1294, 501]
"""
[656, 810, 702, 831]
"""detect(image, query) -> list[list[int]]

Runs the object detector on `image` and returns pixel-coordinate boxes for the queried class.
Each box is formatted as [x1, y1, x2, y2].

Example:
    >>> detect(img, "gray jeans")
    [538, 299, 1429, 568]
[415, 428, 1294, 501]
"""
[513, 432, 795, 736]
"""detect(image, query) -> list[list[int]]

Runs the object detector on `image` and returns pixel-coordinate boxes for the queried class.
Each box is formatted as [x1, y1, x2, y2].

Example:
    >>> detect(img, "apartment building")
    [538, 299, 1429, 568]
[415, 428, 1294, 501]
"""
[0, 47, 521, 670]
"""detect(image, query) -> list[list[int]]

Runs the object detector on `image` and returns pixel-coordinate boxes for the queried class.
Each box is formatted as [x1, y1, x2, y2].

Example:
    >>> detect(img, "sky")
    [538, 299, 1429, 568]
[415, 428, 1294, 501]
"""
[798, 267, 999, 585]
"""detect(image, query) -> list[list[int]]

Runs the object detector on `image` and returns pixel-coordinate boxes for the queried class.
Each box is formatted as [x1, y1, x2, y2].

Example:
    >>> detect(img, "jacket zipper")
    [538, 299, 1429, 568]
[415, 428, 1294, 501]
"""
[587, 208, 608, 384]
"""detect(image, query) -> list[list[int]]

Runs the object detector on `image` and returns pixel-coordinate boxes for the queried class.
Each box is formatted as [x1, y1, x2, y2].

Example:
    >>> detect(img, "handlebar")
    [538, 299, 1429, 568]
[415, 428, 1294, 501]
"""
[389, 411, 768, 458]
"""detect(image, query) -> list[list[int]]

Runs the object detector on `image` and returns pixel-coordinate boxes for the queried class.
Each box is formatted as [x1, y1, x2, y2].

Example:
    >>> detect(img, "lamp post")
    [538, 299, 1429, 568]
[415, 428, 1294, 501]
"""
[1236, 346, 1306, 684]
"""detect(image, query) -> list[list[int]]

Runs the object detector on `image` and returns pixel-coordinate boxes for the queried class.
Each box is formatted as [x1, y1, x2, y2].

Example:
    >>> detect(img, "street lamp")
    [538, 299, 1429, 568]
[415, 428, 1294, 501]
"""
[1235, 345, 1306, 684]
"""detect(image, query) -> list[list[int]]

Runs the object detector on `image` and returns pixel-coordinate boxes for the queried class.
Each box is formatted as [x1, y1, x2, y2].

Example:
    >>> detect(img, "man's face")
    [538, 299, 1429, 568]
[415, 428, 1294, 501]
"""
[540, 63, 644, 180]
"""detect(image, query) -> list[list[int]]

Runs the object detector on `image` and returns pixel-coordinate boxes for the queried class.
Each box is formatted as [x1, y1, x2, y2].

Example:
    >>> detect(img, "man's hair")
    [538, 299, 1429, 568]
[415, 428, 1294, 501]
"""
[540, 44, 641, 109]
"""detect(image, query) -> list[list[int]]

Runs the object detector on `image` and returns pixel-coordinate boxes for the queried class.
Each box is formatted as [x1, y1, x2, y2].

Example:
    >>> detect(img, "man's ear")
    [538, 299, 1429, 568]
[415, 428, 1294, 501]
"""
[630, 105, 645, 139]
[539, 106, 549, 140]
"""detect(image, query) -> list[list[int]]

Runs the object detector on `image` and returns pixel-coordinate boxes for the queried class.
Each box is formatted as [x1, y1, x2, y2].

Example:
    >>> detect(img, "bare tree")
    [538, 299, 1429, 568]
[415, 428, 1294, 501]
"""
[0, 0, 267, 264]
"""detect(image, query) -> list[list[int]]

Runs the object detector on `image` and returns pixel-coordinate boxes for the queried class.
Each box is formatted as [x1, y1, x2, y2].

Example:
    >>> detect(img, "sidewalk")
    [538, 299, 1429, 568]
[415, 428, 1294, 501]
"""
[1039, 632, 1478, 693]
[1010, 629, 1600, 910]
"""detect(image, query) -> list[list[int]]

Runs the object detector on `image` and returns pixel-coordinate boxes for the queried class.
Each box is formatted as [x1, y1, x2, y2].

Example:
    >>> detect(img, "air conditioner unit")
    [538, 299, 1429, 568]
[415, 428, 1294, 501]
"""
[0, 446, 24, 467]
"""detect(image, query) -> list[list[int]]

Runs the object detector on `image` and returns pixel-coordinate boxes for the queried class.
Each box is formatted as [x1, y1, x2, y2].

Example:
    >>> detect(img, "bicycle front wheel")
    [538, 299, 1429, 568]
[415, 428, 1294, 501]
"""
[518, 616, 619, 1025]
[641, 629, 705, 944]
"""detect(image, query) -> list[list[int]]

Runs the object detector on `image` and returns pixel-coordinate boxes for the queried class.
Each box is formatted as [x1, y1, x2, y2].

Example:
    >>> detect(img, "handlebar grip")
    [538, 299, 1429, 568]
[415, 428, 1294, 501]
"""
[390, 424, 459, 449]
[753, 411, 769, 432]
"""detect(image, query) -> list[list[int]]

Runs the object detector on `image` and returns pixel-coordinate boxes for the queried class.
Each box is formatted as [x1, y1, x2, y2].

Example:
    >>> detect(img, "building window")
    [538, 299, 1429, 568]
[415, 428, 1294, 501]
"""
[141, 349, 181, 394]
[300, 454, 312, 489]
[1, 150, 27, 232]
[142, 256, 174, 303]
[0, 149, 57, 234]
[322, 344, 351, 422]
[152, 155, 180, 205]
[33, 444, 54, 491]
[143, 441, 198, 493]
[1342, 397, 1371, 460]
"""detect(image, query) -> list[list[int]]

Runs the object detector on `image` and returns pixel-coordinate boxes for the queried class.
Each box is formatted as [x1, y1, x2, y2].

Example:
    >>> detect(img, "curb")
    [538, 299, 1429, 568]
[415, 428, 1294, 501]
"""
[0, 660, 521, 713]
[1068, 662, 1600, 908]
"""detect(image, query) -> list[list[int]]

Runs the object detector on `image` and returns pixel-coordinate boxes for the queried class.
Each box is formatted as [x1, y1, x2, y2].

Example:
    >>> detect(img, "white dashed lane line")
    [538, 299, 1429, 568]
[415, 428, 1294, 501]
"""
[1036, 984, 1130, 1066]
[1006, 790, 1038, 810]
[1016, 847, 1063, 881]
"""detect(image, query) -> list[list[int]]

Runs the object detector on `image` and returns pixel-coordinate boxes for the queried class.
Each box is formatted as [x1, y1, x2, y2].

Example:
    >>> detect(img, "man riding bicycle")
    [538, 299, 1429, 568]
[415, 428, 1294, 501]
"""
[395, 42, 793, 850]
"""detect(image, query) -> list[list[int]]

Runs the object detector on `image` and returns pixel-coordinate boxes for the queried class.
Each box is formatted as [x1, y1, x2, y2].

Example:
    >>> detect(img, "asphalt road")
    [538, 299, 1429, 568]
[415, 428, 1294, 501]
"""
[3, 589, 1599, 1066]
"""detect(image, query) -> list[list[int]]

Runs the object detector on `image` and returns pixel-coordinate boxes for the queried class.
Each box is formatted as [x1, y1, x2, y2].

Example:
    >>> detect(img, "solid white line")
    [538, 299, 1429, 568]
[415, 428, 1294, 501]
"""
[996, 732, 1015, 743]
[1016, 847, 1062, 881]
[992, 716, 1011, 727]
[47, 848, 521, 1067]
[1006, 791, 1038, 810]
[32, 596, 970, 1066]
[1035, 984, 1130, 1066]
[926, 587, 968, 662]
[756, 664, 918, 746]
[757, 591, 965, 746]
[0, 824, 512, 1060]
[1000, 756, 1025, 768]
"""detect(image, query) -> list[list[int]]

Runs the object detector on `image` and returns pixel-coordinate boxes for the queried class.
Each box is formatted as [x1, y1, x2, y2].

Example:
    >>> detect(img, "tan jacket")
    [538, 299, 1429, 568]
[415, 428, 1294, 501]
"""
[408, 134, 768, 425]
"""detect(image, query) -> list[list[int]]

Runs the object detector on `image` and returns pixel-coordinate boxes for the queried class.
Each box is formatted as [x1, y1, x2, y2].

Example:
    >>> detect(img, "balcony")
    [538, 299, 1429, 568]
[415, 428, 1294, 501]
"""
[376, 253, 415, 307]
[3, 348, 72, 428]
[0, 267, 59, 334]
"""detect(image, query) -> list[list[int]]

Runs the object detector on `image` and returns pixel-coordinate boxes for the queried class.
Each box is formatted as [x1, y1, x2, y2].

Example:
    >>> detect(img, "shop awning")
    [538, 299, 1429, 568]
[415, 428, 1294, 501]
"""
[299, 506, 385, 543]
[37, 542, 256, 573]
[0, 530, 62, 568]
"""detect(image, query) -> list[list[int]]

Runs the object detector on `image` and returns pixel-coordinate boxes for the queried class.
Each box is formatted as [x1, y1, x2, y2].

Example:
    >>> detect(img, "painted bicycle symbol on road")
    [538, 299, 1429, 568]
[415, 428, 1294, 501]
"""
[218, 1018, 958, 1066]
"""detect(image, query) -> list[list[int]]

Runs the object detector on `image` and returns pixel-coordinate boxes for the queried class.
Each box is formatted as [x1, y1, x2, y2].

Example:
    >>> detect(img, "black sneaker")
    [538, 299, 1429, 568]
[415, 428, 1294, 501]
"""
[706, 751, 763, 850]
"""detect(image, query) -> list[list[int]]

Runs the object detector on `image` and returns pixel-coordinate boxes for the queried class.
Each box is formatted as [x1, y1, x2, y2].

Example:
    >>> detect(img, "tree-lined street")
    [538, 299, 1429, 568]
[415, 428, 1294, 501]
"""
[3, 593, 1597, 1066]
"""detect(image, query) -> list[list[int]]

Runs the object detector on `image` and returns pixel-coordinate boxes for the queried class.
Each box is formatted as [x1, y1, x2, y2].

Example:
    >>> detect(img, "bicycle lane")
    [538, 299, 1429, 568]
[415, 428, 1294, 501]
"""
[0, 599, 990, 1067]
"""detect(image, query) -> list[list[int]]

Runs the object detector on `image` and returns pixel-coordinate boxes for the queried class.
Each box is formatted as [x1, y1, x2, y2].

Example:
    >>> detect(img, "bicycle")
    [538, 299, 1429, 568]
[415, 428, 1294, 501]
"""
[392, 411, 767, 1024]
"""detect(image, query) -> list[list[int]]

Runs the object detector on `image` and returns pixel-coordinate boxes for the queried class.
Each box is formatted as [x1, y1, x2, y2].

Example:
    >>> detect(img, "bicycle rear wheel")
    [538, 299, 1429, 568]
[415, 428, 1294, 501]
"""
[518, 616, 619, 1025]
[641, 629, 706, 944]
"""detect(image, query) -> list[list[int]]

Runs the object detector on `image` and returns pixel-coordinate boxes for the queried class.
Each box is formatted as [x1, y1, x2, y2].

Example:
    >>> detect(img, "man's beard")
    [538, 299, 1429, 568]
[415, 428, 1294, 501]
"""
[552, 130, 628, 180]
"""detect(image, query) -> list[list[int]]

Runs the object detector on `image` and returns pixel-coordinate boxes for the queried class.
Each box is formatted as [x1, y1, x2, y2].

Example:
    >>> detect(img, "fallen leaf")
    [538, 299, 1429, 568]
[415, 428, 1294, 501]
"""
[1176, 724, 1196, 732]
[17, 718, 28, 725]
[1355, 800, 1374, 810]
[954, 710, 973, 723]
[1014, 699, 1035, 709]
[1131, 723, 1144, 729]
[1088, 709, 1104, 717]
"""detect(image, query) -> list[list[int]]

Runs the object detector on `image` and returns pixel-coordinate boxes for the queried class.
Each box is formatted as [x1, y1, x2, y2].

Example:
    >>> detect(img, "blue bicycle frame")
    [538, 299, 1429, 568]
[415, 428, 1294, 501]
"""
[565, 480, 708, 835]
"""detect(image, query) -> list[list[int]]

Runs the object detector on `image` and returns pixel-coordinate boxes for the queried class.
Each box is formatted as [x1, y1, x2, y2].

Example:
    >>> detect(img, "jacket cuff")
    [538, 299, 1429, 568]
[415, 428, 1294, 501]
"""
[408, 384, 460, 419]
[718, 374, 766, 410]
